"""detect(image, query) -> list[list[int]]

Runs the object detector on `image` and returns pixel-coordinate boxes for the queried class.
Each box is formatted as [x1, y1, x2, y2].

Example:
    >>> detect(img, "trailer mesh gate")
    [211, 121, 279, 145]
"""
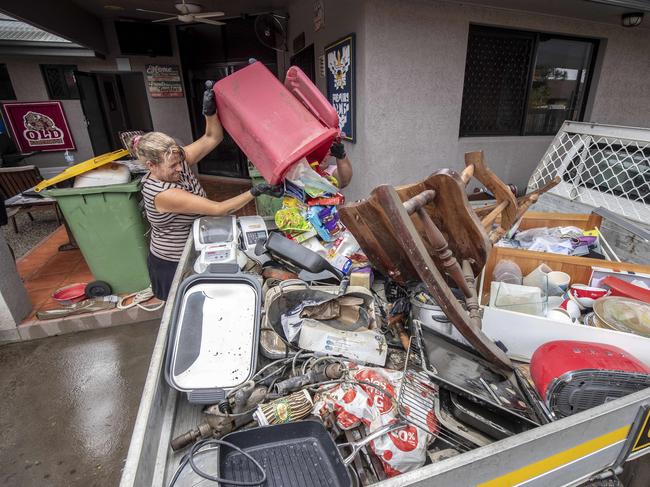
[527, 121, 650, 225]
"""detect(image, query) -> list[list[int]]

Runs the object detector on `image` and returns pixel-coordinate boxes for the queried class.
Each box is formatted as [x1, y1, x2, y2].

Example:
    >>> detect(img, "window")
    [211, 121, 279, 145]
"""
[0, 64, 16, 100]
[460, 26, 598, 137]
[40, 64, 79, 99]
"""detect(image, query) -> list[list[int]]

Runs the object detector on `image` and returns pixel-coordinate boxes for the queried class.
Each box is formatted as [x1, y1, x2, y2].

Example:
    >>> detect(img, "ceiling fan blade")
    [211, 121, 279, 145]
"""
[195, 18, 226, 26]
[193, 11, 225, 18]
[136, 8, 177, 16]
[152, 17, 178, 23]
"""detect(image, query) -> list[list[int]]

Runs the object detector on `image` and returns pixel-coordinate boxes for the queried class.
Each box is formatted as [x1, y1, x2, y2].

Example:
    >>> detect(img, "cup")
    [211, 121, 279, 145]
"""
[548, 271, 570, 292]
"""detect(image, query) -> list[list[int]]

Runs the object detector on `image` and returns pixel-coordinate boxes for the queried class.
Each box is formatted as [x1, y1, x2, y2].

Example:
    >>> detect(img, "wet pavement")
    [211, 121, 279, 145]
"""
[0, 320, 159, 487]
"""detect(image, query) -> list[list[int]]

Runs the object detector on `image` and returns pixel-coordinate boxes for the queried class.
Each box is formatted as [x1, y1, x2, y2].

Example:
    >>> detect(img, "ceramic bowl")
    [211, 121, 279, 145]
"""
[570, 284, 610, 308]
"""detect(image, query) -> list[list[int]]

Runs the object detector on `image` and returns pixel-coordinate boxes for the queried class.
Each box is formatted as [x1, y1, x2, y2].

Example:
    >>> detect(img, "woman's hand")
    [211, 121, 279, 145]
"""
[202, 80, 217, 116]
[250, 183, 284, 198]
[329, 140, 346, 159]
[183, 80, 224, 165]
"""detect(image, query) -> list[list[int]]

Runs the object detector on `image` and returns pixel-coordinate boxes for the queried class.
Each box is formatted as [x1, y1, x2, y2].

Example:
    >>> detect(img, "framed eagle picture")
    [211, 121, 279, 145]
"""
[325, 33, 355, 142]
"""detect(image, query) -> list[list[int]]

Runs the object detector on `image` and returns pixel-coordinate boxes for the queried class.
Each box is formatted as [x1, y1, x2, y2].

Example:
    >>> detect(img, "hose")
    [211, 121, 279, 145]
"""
[117, 286, 164, 311]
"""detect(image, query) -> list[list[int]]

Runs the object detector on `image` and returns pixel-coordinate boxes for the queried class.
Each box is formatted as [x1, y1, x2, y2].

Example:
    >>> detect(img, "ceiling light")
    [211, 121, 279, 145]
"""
[622, 12, 644, 26]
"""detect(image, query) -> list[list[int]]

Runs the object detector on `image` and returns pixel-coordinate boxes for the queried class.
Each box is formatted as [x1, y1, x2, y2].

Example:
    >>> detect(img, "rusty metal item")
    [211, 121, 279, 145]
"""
[170, 384, 268, 451]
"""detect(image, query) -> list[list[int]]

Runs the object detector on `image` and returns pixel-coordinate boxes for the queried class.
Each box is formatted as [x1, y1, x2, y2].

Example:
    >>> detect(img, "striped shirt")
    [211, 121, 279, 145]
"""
[141, 162, 206, 262]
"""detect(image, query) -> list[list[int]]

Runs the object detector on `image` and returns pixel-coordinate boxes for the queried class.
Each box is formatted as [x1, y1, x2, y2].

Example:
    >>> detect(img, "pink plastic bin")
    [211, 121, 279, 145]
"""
[214, 62, 339, 185]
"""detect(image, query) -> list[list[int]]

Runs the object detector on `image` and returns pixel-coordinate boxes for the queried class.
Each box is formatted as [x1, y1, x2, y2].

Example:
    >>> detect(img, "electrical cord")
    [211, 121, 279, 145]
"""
[168, 438, 266, 487]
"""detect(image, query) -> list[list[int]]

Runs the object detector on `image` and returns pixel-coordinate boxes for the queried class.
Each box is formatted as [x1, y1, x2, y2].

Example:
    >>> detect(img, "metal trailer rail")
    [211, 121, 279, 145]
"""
[120, 236, 650, 487]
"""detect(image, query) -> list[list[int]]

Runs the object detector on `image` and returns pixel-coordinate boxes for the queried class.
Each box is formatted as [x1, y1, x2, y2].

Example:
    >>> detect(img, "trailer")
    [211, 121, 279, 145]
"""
[120, 234, 650, 487]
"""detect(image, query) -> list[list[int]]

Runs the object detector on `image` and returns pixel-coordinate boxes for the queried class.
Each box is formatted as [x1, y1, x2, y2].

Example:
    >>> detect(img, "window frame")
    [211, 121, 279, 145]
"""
[460, 25, 600, 138]
[40, 64, 80, 100]
[0, 64, 17, 100]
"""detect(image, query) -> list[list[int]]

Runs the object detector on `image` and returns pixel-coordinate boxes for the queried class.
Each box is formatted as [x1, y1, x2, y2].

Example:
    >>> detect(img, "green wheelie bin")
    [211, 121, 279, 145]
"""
[44, 178, 150, 294]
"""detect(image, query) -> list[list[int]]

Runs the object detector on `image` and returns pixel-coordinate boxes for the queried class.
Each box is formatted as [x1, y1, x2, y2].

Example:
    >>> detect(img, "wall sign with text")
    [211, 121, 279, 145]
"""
[325, 34, 355, 142]
[146, 64, 184, 98]
[2, 101, 75, 153]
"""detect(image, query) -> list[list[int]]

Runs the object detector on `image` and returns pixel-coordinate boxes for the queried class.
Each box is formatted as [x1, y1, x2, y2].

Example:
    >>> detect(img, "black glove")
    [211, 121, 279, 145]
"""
[202, 80, 217, 116]
[329, 140, 346, 159]
[250, 183, 284, 198]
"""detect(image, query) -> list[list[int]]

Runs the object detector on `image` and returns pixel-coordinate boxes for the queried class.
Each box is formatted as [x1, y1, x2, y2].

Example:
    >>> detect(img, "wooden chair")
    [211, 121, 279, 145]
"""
[0, 165, 61, 233]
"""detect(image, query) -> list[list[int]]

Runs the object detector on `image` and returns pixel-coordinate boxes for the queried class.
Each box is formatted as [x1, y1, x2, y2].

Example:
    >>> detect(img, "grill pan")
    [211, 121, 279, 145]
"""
[219, 420, 351, 487]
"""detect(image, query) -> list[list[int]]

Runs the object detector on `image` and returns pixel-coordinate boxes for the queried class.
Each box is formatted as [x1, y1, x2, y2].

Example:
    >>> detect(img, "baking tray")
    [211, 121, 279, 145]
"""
[165, 265, 261, 404]
[220, 420, 351, 487]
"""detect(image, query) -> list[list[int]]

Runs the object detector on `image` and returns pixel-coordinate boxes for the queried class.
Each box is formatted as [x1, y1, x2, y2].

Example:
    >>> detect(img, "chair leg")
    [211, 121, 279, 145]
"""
[54, 205, 62, 226]
[11, 215, 18, 233]
[27, 212, 34, 221]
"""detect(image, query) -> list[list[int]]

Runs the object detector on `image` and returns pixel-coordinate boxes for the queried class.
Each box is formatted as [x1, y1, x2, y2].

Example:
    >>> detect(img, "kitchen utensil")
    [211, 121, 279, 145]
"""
[165, 267, 261, 404]
[219, 420, 351, 487]
[593, 297, 650, 338]
[530, 340, 650, 418]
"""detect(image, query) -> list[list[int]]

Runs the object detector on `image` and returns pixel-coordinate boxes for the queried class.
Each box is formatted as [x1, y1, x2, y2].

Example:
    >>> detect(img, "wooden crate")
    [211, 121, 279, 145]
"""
[482, 212, 650, 304]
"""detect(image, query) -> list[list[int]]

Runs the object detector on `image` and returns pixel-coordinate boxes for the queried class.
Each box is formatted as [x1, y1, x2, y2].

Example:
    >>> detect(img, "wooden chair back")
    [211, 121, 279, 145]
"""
[0, 165, 43, 198]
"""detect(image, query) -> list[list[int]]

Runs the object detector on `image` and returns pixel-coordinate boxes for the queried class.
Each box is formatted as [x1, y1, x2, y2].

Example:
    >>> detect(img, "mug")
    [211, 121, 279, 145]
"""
[548, 271, 571, 292]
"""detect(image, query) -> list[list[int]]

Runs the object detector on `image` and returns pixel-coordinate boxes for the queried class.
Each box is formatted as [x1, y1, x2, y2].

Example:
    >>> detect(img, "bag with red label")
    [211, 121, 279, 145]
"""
[312, 364, 435, 476]
[368, 380, 438, 477]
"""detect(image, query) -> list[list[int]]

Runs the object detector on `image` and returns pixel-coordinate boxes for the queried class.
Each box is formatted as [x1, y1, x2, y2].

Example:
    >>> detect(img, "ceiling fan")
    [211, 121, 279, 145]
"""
[136, 0, 225, 26]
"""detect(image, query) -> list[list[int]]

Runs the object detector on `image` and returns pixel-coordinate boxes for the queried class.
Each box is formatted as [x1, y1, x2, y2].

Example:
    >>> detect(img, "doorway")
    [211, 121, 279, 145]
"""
[290, 44, 315, 82]
[177, 18, 278, 178]
[75, 71, 153, 155]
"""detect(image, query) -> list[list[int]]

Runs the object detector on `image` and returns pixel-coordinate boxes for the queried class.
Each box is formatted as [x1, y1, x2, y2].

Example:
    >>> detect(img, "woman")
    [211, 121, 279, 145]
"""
[131, 81, 282, 300]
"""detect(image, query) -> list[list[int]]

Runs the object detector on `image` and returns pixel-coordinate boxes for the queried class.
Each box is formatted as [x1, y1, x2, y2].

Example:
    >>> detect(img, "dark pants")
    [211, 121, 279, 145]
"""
[147, 251, 179, 301]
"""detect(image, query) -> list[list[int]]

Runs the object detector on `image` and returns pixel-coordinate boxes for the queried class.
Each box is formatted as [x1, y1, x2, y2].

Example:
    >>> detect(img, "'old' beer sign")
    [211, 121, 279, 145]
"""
[2, 101, 75, 153]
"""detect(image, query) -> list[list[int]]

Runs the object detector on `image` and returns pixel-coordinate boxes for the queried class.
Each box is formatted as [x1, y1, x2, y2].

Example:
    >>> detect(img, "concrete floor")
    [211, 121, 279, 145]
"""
[0, 320, 159, 487]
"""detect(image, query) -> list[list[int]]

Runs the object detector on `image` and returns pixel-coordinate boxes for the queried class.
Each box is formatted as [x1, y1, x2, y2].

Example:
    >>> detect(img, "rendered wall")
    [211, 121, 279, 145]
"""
[289, 0, 650, 200]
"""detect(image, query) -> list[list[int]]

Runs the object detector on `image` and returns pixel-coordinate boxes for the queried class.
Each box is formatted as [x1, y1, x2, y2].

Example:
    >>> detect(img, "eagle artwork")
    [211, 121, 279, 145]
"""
[328, 45, 350, 90]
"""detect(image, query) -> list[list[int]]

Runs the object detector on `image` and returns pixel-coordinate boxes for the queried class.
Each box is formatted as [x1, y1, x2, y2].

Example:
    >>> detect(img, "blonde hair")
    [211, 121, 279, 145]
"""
[127, 131, 184, 165]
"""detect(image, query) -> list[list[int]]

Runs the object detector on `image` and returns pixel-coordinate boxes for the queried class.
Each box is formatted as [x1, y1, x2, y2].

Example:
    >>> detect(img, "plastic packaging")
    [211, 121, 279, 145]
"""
[493, 259, 523, 285]
[312, 365, 433, 477]
[274, 207, 312, 233]
[298, 319, 387, 366]
[286, 160, 339, 198]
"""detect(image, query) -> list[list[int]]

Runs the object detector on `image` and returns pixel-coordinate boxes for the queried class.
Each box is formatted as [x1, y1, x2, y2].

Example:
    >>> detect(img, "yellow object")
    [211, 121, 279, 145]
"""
[478, 425, 629, 486]
[34, 149, 129, 192]
[583, 228, 601, 237]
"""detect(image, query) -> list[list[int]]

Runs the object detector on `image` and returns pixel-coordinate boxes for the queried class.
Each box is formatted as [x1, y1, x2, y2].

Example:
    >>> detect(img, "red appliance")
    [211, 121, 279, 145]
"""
[214, 62, 339, 185]
[530, 340, 650, 418]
